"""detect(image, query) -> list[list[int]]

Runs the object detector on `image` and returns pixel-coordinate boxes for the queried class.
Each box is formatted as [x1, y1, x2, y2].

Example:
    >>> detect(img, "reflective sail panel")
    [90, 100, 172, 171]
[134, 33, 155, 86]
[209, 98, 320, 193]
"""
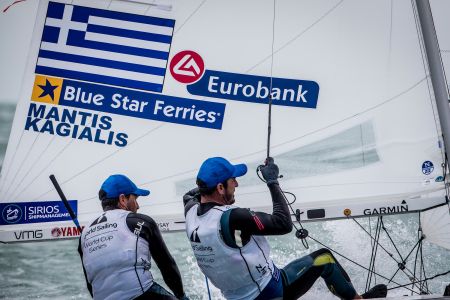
[0, 0, 447, 242]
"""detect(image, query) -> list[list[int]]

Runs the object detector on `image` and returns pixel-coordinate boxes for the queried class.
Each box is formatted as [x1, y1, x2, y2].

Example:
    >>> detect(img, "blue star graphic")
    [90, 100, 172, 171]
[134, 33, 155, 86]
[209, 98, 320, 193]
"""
[38, 79, 58, 101]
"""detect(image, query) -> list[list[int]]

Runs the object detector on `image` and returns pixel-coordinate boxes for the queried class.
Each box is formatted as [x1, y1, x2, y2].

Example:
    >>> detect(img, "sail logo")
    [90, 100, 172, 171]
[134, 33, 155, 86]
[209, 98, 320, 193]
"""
[51, 226, 84, 237]
[0, 201, 77, 225]
[363, 200, 409, 215]
[36, 2, 175, 93]
[31, 75, 63, 104]
[90, 213, 107, 226]
[170, 50, 205, 84]
[190, 226, 201, 243]
[422, 161, 434, 175]
[40, 79, 225, 130]
[14, 230, 43, 240]
[1, 204, 22, 224]
[187, 70, 319, 109]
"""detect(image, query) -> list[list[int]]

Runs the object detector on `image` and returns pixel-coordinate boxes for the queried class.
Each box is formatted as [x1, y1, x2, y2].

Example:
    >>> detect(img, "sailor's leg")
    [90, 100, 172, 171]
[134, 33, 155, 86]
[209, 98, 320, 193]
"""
[281, 248, 357, 300]
[281, 253, 320, 299]
[134, 282, 178, 300]
[312, 248, 357, 299]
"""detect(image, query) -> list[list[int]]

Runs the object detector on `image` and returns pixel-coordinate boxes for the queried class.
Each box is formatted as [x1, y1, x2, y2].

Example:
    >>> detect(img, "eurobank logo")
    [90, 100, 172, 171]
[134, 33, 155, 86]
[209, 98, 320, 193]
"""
[187, 70, 319, 109]
[169, 51, 320, 109]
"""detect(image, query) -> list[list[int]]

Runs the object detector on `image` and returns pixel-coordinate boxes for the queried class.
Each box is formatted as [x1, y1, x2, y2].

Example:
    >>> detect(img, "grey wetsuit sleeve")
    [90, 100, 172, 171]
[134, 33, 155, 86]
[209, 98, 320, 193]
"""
[183, 188, 200, 216]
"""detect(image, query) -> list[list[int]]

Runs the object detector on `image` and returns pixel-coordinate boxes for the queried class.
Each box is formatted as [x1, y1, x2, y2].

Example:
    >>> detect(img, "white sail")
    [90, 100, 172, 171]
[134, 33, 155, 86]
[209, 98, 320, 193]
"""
[0, 0, 448, 244]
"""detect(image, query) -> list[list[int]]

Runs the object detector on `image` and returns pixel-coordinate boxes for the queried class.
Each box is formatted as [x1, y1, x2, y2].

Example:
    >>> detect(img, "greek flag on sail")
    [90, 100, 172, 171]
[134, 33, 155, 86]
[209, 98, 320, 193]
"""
[36, 2, 175, 93]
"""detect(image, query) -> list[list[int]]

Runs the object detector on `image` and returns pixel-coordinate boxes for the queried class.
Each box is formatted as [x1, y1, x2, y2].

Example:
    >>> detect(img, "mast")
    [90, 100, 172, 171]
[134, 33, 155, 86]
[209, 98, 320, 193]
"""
[415, 0, 450, 170]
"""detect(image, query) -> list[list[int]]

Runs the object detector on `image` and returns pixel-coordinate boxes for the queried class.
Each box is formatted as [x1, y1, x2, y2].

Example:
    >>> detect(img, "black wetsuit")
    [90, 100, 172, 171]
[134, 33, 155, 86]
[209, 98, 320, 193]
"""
[78, 212, 185, 299]
[184, 183, 358, 300]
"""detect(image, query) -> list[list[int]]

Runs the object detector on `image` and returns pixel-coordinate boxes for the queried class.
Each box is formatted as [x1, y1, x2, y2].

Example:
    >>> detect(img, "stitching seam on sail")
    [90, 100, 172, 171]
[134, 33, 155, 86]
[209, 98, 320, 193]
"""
[246, 0, 344, 73]
[33, 124, 166, 201]
[10, 135, 56, 202]
[2, 132, 41, 200]
[232, 77, 428, 161]
[173, 0, 207, 36]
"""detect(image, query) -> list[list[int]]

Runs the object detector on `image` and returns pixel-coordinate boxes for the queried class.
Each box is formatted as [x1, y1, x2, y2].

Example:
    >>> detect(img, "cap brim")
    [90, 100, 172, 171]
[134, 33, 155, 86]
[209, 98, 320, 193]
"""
[232, 164, 247, 178]
[135, 188, 150, 196]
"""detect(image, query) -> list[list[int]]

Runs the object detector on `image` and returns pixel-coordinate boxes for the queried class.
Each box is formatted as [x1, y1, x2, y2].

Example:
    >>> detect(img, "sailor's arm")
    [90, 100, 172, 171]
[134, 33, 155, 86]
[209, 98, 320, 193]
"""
[128, 213, 186, 299]
[229, 182, 292, 235]
[77, 238, 93, 297]
[183, 187, 200, 216]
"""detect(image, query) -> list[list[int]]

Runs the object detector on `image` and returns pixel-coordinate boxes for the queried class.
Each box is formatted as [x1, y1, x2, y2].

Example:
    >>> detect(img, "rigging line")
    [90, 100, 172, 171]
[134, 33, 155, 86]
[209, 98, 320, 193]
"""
[233, 77, 428, 161]
[386, 237, 424, 285]
[411, 0, 446, 166]
[412, 213, 422, 295]
[2, 132, 41, 199]
[16, 139, 74, 200]
[365, 217, 381, 292]
[306, 235, 420, 295]
[353, 218, 423, 284]
[266, 0, 276, 159]
[33, 124, 166, 201]
[9, 135, 56, 202]
[246, 0, 344, 73]
[380, 217, 405, 262]
[387, 269, 450, 291]
[419, 239, 430, 294]
[173, 0, 207, 35]
[387, 0, 393, 75]
[0, 130, 25, 194]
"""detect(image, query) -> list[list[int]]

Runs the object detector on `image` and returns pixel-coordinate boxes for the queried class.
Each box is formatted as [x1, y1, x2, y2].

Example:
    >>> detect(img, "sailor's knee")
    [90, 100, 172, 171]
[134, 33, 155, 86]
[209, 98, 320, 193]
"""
[313, 252, 335, 267]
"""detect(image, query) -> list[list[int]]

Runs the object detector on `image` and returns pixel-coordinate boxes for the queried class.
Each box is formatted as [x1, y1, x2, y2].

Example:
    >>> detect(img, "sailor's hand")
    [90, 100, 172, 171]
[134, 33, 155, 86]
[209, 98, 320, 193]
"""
[183, 188, 200, 204]
[260, 157, 279, 185]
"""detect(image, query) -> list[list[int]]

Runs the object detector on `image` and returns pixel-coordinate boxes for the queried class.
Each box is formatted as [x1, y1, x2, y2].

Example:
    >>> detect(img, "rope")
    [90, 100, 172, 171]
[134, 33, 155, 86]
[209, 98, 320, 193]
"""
[266, 0, 276, 159]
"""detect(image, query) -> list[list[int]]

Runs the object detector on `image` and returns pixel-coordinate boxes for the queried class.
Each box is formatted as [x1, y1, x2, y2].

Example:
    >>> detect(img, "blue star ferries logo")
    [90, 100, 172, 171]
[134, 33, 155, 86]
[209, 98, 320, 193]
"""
[38, 79, 59, 101]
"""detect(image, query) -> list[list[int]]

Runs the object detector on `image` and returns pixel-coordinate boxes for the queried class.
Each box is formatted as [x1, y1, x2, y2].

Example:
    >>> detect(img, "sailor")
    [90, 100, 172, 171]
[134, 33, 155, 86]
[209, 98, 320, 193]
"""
[183, 157, 387, 299]
[78, 174, 188, 300]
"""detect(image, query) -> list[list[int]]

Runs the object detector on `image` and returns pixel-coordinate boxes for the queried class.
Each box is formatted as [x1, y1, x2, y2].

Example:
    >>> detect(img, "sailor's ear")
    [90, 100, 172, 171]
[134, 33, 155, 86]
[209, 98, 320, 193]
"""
[216, 183, 225, 194]
[118, 194, 127, 208]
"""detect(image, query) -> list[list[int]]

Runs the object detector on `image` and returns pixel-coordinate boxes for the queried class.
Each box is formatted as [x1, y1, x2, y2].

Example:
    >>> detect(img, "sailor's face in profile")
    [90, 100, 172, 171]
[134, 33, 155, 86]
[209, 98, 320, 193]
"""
[224, 177, 238, 205]
[119, 194, 140, 213]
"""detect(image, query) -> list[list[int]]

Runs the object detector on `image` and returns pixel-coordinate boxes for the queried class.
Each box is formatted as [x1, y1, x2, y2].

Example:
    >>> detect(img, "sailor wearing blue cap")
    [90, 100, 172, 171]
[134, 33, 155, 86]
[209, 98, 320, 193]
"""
[183, 158, 387, 300]
[79, 174, 189, 300]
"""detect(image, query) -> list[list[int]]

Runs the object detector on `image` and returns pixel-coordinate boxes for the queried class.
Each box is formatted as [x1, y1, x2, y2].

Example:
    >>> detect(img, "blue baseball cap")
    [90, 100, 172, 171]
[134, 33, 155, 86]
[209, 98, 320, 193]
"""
[100, 174, 150, 199]
[197, 157, 247, 188]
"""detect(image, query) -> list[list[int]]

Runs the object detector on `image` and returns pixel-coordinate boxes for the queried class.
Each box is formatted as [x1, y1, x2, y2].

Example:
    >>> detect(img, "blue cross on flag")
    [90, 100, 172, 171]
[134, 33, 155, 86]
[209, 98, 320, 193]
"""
[36, 1, 175, 93]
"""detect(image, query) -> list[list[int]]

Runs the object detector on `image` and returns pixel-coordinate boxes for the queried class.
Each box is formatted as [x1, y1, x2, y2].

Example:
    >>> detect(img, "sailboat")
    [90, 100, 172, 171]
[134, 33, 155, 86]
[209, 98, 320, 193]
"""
[1, 0, 450, 298]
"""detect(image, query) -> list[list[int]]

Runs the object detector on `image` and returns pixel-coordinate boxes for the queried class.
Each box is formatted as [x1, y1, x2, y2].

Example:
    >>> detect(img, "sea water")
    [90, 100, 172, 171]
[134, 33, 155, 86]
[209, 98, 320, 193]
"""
[1, 102, 450, 299]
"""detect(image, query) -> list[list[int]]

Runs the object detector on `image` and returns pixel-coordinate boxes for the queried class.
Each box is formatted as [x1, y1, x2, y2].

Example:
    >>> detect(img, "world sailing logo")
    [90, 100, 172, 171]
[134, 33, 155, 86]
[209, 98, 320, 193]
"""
[190, 226, 201, 243]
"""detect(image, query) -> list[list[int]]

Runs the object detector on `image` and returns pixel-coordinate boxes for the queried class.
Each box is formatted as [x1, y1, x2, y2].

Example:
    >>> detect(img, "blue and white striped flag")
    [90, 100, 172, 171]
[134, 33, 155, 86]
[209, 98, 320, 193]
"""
[36, 1, 175, 93]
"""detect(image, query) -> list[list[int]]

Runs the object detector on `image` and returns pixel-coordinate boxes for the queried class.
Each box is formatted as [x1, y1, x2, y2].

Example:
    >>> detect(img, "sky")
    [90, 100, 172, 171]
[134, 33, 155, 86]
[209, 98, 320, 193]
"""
[0, 0, 39, 103]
